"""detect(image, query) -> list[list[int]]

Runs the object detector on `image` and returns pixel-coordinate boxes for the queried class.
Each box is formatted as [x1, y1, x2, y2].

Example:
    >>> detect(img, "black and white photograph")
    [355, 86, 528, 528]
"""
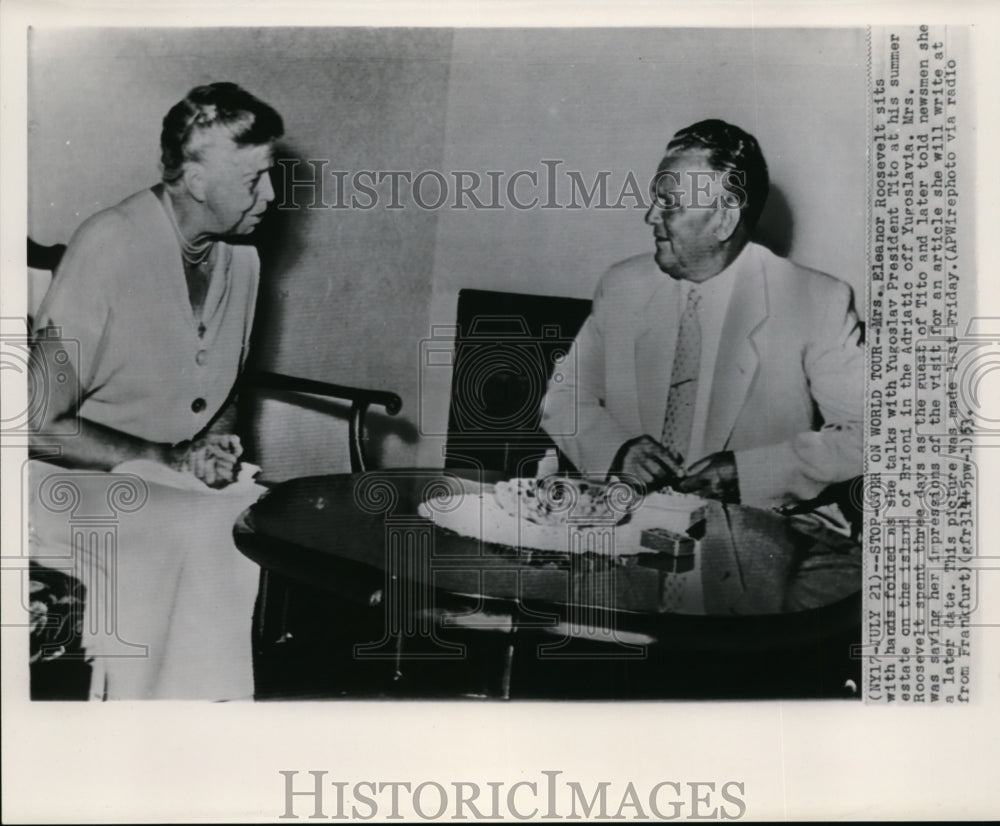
[2, 1, 999, 822]
[21, 23, 869, 702]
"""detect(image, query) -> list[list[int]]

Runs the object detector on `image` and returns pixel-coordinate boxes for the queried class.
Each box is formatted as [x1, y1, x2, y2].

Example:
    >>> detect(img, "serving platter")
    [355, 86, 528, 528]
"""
[417, 477, 708, 555]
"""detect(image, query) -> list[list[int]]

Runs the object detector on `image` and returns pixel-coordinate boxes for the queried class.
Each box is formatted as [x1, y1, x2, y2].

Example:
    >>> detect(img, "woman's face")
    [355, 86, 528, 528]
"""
[197, 136, 275, 236]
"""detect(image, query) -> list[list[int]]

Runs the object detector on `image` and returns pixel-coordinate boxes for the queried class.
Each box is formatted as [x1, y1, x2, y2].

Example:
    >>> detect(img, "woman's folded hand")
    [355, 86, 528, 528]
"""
[169, 434, 244, 488]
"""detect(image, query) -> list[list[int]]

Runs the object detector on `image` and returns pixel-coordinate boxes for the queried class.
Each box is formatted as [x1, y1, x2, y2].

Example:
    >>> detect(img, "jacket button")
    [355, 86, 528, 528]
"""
[191, 397, 206, 413]
[195, 349, 208, 366]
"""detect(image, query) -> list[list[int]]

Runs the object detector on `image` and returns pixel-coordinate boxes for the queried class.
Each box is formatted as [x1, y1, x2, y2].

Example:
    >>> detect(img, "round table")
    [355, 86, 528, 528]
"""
[235, 469, 862, 699]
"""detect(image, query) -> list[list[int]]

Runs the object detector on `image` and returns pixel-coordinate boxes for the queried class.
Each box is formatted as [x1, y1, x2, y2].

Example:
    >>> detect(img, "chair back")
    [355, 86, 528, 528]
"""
[27, 239, 67, 329]
[443, 288, 592, 476]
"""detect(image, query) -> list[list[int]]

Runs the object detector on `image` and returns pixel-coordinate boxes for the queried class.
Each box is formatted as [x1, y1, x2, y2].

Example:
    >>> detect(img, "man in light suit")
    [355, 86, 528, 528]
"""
[541, 119, 863, 512]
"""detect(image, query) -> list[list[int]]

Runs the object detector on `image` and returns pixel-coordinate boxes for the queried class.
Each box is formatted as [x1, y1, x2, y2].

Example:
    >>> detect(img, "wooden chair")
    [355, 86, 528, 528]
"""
[443, 287, 592, 476]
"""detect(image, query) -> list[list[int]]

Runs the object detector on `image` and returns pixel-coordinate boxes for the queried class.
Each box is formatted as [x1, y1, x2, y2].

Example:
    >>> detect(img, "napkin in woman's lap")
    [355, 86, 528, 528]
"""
[29, 459, 267, 700]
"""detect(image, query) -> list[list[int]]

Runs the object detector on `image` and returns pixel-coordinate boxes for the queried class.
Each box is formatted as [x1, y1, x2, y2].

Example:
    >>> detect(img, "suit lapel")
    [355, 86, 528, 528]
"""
[702, 253, 769, 453]
[634, 277, 680, 435]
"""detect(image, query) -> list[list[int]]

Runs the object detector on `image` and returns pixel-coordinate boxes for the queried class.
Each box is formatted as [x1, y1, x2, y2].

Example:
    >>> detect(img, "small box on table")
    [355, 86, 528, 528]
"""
[638, 527, 696, 573]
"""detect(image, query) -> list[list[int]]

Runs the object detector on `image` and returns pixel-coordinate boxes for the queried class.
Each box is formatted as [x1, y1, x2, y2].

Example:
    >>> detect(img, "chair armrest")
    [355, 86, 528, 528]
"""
[28, 238, 67, 272]
[241, 370, 402, 473]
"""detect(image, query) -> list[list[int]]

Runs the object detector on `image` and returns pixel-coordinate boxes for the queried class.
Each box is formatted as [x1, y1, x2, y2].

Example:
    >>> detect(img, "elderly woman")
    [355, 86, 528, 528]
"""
[29, 82, 283, 699]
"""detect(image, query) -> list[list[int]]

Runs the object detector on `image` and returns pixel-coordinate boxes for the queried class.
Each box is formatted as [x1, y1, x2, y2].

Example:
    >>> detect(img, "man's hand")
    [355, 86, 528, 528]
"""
[171, 434, 243, 488]
[609, 435, 686, 489]
[676, 450, 740, 503]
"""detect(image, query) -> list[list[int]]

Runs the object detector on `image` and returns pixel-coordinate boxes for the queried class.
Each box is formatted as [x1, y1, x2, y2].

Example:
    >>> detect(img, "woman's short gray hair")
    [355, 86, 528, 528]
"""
[160, 82, 284, 183]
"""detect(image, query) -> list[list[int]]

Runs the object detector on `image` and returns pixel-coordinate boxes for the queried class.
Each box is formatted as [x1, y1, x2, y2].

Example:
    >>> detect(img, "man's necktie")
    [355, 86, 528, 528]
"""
[661, 288, 702, 463]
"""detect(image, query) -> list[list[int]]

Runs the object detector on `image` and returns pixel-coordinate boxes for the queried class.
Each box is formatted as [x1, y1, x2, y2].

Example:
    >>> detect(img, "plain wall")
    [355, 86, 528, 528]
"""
[28, 27, 867, 477]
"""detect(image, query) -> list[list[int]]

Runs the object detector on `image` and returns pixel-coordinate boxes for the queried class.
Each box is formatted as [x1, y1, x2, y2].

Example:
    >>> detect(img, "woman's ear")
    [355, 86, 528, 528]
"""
[183, 163, 208, 203]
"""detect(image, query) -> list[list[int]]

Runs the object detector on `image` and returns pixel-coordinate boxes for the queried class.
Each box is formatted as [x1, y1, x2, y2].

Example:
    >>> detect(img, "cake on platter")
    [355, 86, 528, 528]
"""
[417, 476, 709, 556]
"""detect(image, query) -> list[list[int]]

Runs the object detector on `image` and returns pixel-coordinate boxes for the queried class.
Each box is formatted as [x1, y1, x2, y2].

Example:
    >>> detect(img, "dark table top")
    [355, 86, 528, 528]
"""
[235, 469, 861, 643]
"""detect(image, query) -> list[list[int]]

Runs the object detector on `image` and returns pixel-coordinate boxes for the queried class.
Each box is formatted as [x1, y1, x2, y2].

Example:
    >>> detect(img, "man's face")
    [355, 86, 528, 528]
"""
[644, 148, 729, 282]
[197, 135, 276, 236]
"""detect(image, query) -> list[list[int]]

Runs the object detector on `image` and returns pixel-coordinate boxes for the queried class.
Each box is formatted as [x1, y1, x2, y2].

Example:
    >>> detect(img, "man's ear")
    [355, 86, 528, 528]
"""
[713, 205, 742, 242]
[183, 164, 208, 203]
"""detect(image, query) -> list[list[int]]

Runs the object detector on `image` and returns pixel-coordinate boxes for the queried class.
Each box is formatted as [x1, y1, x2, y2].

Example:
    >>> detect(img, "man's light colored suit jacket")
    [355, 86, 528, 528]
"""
[540, 242, 864, 508]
